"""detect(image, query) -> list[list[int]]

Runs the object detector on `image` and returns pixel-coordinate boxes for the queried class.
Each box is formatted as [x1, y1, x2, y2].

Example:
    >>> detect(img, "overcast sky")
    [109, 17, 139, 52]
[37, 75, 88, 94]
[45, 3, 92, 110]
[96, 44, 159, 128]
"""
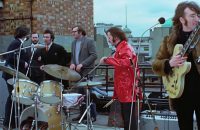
[94, 0, 199, 36]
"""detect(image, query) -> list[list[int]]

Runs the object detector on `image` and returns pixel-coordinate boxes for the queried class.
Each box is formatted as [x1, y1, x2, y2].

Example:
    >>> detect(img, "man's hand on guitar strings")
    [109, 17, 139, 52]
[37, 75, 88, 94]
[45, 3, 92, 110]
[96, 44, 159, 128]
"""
[169, 55, 187, 67]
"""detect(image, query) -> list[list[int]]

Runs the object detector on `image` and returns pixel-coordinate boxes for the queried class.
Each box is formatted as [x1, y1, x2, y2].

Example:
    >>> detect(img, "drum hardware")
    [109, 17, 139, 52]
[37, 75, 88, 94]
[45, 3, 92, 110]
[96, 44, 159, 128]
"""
[0, 40, 37, 129]
[42, 63, 100, 130]
[63, 93, 84, 130]
[33, 93, 40, 130]
[42, 65, 75, 130]
[30, 119, 35, 130]
[74, 81, 106, 87]
[39, 80, 61, 104]
[76, 76, 95, 130]
[72, 63, 101, 130]
[0, 65, 30, 80]
[43, 64, 81, 81]
[9, 79, 39, 105]
[20, 104, 65, 130]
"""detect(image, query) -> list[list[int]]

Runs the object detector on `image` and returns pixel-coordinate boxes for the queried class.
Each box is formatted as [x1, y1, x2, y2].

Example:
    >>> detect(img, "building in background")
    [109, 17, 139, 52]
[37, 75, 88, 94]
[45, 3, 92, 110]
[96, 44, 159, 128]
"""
[0, 0, 94, 55]
[95, 19, 173, 64]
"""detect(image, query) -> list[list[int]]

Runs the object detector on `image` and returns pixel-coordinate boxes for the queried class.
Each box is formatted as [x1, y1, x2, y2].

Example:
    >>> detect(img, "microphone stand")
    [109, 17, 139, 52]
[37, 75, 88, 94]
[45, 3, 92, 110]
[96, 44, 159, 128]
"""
[0, 45, 33, 56]
[135, 19, 165, 130]
[1, 41, 43, 129]
[26, 48, 35, 76]
[13, 38, 26, 130]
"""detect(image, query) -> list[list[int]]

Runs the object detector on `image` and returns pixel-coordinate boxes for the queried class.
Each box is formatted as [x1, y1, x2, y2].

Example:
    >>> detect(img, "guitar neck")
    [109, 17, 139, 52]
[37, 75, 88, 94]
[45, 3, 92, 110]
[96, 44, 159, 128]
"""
[180, 22, 200, 56]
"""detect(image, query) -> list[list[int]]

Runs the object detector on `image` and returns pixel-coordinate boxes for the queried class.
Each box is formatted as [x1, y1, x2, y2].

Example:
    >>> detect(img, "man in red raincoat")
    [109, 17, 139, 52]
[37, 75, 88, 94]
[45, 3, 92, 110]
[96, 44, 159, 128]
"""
[100, 27, 142, 130]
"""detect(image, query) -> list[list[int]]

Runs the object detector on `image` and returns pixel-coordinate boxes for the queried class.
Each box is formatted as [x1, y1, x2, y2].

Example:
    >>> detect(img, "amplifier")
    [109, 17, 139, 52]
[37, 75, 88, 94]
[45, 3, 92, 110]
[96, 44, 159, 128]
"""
[140, 110, 197, 130]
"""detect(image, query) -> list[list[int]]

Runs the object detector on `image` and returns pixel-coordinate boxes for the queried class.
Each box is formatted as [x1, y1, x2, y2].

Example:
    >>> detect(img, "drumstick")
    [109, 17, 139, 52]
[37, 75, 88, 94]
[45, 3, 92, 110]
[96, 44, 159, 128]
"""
[103, 99, 115, 108]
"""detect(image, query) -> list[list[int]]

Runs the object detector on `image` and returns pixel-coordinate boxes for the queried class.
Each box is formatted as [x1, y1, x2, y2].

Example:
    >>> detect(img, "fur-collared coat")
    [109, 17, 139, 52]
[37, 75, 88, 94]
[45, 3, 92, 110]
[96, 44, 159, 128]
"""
[152, 31, 200, 77]
[152, 31, 200, 109]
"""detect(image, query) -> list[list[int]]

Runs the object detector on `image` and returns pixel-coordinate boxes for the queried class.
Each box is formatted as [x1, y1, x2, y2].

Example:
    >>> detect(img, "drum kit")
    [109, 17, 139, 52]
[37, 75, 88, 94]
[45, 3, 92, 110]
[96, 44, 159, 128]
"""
[0, 64, 104, 130]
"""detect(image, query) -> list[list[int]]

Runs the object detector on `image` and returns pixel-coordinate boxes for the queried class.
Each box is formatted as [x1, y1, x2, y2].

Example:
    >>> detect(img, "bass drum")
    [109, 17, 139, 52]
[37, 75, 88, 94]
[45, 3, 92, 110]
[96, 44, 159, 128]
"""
[20, 104, 66, 130]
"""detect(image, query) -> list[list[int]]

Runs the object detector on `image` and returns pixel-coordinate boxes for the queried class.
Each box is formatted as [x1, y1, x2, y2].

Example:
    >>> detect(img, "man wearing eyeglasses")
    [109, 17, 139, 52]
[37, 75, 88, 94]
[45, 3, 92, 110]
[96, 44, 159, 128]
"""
[70, 26, 97, 122]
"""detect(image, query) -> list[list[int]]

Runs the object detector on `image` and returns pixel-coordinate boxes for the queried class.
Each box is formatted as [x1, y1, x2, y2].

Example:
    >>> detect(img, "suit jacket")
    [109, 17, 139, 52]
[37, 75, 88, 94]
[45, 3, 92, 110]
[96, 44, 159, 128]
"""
[2, 38, 29, 80]
[40, 43, 68, 80]
[71, 36, 97, 77]
[26, 43, 44, 82]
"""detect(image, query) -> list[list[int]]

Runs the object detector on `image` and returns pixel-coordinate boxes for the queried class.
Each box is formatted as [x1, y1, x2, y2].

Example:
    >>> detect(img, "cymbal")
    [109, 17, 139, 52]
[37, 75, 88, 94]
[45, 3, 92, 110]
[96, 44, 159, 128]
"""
[43, 64, 81, 81]
[7, 78, 33, 85]
[0, 65, 29, 80]
[75, 81, 106, 87]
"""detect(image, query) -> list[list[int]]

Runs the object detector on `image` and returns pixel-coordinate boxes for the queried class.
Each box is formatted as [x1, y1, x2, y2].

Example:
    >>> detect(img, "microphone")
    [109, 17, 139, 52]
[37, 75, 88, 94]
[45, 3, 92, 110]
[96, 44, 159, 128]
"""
[137, 17, 166, 56]
[31, 44, 46, 48]
[158, 17, 165, 24]
[140, 17, 166, 38]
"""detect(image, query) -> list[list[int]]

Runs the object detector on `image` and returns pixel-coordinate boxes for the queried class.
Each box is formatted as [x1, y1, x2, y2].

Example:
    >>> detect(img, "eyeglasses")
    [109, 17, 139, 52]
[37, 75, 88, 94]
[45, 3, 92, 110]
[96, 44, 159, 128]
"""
[71, 30, 78, 33]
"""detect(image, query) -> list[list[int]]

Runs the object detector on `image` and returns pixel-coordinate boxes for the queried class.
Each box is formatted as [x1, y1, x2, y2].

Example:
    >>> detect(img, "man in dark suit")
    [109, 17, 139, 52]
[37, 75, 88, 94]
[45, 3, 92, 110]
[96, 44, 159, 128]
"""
[39, 29, 68, 83]
[26, 33, 44, 84]
[70, 26, 97, 122]
[2, 25, 30, 129]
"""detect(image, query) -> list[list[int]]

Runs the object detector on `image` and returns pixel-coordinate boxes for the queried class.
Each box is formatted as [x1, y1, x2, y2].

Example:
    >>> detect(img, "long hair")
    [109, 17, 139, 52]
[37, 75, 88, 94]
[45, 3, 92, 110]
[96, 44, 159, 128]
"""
[169, 1, 200, 44]
[106, 27, 128, 42]
[14, 25, 30, 39]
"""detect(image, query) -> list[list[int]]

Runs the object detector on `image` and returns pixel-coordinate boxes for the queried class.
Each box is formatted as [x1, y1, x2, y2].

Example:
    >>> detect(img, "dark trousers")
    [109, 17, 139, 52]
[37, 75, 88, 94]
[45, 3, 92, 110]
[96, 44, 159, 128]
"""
[173, 98, 200, 130]
[3, 81, 27, 129]
[3, 82, 16, 128]
[120, 102, 137, 130]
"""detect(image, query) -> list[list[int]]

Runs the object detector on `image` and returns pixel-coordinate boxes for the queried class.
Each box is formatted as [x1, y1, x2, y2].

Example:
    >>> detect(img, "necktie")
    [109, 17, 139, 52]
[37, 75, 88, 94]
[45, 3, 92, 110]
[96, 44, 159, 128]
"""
[45, 44, 48, 52]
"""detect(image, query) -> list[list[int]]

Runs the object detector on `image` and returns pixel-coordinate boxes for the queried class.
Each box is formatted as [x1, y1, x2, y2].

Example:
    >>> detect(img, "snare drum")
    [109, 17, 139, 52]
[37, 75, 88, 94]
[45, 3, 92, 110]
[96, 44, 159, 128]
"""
[12, 79, 38, 105]
[63, 93, 84, 108]
[39, 80, 61, 104]
[20, 104, 65, 130]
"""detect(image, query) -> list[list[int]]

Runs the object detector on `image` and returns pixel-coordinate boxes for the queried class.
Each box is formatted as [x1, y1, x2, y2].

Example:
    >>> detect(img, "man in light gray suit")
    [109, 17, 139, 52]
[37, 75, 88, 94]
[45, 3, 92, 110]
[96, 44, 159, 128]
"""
[70, 26, 97, 122]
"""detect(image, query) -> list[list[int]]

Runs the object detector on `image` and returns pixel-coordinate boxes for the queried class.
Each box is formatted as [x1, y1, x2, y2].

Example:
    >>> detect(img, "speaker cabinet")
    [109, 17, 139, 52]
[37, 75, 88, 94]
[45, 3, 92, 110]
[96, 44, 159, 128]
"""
[140, 110, 198, 130]
[140, 110, 179, 130]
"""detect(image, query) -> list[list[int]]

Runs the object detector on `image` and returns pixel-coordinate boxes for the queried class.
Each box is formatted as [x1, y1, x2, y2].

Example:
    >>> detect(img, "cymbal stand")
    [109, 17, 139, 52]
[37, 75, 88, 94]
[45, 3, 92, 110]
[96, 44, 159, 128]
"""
[77, 76, 94, 130]
[67, 63, 101, 92]
[65, 107, 79, 130]
[33, 92, 39, 130]
[59, 75, 65, 130]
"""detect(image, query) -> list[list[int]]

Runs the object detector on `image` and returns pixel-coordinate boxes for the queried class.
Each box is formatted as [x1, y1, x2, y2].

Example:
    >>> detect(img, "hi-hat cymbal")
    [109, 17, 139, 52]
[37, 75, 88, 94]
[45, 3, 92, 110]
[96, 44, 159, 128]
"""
[43, 64, 81, 81]
[0, 65, 29, 79]
[75, 81, 106, 87]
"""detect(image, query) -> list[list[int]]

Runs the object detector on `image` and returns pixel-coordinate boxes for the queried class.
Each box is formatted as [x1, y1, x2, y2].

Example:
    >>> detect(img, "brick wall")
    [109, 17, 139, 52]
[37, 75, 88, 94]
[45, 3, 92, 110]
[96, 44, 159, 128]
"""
[0, 0, 94, 37]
